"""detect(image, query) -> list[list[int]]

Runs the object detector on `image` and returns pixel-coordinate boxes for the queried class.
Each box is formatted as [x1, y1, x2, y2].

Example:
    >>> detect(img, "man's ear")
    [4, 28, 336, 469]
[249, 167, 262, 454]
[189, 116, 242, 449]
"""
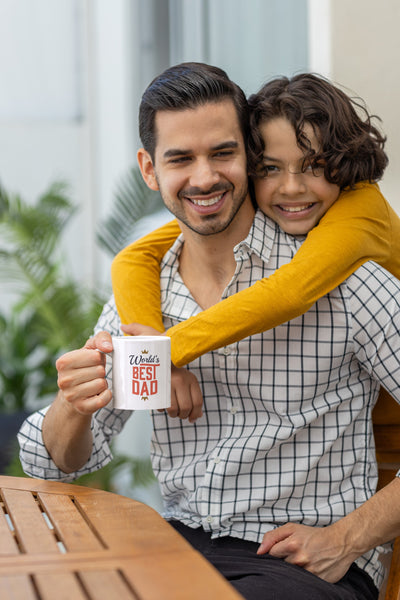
[137, 148, 159, 191]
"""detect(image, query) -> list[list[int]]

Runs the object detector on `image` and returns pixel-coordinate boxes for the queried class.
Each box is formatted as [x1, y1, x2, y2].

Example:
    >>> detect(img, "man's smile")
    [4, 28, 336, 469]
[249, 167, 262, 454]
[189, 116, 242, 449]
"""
[189, 193, 225, 207]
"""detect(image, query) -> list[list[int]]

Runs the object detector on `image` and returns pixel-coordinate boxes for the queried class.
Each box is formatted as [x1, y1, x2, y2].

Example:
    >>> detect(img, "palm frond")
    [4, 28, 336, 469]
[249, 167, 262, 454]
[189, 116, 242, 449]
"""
[0, 182, 74, 257]
[96, 166, 164, 256]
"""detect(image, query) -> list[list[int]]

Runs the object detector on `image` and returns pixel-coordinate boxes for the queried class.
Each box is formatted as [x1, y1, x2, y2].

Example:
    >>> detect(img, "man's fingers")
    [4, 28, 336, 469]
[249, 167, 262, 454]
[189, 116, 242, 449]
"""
[56, 347, 107, 373]
[257, 526, 292, 555]
[55, 330, 113, 417]
[188, 381, 204, 422]
[167, 391, 180, 418]
[57, 361, 106, 388]
[169, 367, 204, 422]
[84, 331, 113, 353]
[66, 388, 112, 415]
[60, 376, 109, 404]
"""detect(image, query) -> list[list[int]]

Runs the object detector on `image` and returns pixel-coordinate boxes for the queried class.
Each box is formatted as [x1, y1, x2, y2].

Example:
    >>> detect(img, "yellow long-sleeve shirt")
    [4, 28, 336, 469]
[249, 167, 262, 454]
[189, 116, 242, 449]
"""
[112, 182, 400, 367]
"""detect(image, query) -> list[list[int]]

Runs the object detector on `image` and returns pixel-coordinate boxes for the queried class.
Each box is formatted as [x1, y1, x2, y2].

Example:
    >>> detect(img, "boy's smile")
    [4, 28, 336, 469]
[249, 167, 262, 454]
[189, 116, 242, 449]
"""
[253, 117, 340, 236]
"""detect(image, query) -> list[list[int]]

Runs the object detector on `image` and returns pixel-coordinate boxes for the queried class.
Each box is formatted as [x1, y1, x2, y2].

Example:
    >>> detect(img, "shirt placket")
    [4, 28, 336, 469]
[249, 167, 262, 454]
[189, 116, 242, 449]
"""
[199, 248, 247, 533]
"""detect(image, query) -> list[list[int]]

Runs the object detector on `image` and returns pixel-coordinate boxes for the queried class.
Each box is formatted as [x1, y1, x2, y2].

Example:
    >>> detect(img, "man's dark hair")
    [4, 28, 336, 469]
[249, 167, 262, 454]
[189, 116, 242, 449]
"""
[247, 73, 388, 189]
[139, 62, 249, 161]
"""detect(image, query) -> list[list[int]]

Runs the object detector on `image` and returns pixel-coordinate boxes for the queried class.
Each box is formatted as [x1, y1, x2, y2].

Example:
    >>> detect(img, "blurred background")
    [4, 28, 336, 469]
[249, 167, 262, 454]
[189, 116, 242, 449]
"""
[0, 0, 399, 506]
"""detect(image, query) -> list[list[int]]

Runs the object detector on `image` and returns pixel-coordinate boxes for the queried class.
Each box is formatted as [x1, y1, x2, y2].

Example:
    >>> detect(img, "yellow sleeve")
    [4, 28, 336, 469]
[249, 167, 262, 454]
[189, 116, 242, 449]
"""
[167, 182, 400, 366]
[111, 182, 400, 368]
[111, 219, 181, 332]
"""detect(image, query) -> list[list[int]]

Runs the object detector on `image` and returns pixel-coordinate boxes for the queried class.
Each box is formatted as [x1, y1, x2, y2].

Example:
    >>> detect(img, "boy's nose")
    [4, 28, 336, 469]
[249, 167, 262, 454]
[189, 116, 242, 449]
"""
[279, 171, 307, 196]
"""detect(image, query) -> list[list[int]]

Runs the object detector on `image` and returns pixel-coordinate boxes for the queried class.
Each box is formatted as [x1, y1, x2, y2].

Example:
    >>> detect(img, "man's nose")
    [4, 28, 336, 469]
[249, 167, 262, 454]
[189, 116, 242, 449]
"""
[189, 159, 220, 188]
[279, 171, 307, 196]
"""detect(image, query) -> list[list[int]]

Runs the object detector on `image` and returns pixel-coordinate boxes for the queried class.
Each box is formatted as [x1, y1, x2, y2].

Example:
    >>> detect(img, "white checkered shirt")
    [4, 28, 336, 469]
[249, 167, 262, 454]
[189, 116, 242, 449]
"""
[19, 210, 400, 590]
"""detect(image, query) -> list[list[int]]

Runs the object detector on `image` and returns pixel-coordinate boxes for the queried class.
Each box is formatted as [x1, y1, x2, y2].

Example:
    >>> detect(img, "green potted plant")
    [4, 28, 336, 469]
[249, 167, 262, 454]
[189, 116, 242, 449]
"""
[0, 182, 104, 471]
[0, 175, 159, 491]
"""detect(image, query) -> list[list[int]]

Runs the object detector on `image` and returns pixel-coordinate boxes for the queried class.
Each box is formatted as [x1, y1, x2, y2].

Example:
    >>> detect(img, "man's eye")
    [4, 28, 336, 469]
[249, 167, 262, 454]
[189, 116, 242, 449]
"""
[169, 156, 190, 164]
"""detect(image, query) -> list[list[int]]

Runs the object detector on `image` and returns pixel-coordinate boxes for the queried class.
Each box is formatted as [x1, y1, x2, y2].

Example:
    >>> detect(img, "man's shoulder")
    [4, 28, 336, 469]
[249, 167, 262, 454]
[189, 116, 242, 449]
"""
[160, 235, 184, 269]
[95, 296, 121, 335]
[346, 260, 400, 301]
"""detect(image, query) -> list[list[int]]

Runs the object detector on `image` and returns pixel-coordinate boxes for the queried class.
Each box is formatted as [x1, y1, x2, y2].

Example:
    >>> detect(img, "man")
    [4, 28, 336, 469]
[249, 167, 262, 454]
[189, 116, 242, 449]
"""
[19, 63, 400, 600]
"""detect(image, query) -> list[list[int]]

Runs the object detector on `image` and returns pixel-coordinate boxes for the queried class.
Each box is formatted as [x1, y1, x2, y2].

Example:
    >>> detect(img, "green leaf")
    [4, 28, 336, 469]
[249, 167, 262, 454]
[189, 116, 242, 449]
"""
[96, 166, 164, 256]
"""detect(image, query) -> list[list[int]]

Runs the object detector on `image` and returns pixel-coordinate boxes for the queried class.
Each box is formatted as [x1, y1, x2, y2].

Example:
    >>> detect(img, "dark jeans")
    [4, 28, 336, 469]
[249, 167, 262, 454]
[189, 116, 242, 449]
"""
[169, 521, 379, 600]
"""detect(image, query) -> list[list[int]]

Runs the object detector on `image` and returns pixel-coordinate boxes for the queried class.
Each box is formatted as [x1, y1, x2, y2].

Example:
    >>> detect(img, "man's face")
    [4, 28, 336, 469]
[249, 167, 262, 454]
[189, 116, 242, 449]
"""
[253, 117, 340, 235]
[140, 100, 250, 236]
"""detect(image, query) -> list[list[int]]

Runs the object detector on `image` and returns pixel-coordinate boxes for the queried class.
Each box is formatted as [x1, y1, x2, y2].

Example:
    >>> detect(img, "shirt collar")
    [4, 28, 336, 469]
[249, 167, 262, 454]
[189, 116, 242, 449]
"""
[234, 209, 276, 264]
[163, 209, 306, 271]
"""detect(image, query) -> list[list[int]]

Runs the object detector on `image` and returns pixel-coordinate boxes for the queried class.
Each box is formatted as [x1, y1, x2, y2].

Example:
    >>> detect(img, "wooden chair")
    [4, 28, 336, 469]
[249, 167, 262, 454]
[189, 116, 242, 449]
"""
[372, 388, 400, 600]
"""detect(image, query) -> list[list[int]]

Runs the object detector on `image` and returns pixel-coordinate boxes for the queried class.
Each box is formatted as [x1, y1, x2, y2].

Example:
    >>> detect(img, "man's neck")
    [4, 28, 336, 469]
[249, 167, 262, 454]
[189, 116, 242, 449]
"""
[177, 204, 255, 310]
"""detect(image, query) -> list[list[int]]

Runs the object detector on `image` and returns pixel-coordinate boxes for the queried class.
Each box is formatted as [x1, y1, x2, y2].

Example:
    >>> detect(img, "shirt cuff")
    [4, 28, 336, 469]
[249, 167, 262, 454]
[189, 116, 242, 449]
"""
[17, 406, 114, 482]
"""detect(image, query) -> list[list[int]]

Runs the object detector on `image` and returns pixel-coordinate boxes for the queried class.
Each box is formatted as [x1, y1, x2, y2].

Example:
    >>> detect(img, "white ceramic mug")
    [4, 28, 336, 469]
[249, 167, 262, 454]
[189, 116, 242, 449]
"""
[112, 336, 171, 410]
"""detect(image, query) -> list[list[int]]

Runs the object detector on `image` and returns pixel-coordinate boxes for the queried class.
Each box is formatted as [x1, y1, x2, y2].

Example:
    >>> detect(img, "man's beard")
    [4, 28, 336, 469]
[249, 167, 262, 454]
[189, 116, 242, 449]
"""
[158, 181, 249, 237]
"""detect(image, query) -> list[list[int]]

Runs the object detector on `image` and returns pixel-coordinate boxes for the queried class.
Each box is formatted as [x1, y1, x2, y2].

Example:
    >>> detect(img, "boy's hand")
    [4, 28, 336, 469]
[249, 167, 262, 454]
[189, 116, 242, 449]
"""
[121, 323, 165, 336]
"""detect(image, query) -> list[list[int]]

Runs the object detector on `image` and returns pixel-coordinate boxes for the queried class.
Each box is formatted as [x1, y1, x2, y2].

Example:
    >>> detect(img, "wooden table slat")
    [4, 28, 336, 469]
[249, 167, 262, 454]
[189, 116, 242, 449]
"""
[37, 492, 104, 552]
[2, 489, 60, 555]
[0, 506, 20, 555]
[0, 574, 37, 600]
[34, 572, 91, 600]
[0, 549, 134, 575]
[79, 570, 139, 600]
[121, 551, 245, 600]
[75, 493, 191, 555]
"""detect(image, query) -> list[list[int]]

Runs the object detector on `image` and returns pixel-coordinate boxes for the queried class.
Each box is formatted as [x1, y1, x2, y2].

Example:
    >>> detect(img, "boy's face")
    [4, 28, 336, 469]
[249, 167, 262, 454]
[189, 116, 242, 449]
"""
[253, 117, 340, 235]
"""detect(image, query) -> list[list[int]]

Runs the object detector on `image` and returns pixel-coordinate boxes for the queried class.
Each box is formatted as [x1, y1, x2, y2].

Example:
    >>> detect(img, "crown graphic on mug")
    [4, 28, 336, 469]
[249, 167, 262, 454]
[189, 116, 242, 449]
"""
[112, 336, 171, 411]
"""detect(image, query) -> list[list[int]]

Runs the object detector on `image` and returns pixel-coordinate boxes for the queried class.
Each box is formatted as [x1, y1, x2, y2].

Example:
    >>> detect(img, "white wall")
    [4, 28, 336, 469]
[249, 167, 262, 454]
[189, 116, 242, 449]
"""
[330, 0, 400, 213]
[0, 0, 94, 286]
[0, 0, 141, 298]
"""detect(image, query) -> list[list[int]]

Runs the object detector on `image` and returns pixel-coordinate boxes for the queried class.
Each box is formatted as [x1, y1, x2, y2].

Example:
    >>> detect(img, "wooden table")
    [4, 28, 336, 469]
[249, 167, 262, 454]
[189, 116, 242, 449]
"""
[0, 476, 243, 600]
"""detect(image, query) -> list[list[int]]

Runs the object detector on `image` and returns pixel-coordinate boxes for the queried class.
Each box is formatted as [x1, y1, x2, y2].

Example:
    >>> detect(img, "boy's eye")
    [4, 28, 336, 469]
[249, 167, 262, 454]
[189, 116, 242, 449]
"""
[313, 162, 325, 174]
[258, 164, 279, 176]
[305, 161, 325, 175]
[213, 150, 234, 158]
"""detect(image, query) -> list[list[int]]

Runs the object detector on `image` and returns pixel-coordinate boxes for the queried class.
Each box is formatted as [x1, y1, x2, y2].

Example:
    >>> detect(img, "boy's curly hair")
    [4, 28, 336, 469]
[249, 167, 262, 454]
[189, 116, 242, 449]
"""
[248, 73, 388, 189]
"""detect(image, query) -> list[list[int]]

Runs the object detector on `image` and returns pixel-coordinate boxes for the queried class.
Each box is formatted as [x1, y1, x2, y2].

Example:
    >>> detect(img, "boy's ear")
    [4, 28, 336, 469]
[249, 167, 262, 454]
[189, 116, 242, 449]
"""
[137, 148, 159, 191]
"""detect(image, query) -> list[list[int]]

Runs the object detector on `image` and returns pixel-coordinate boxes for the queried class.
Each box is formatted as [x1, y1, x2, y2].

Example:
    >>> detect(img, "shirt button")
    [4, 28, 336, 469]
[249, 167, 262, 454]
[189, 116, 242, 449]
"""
[230, 407, 238, 415]
[206, 516, 214, 524]
[223, 347, 231, 356]
[213, 457, 221, 464]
